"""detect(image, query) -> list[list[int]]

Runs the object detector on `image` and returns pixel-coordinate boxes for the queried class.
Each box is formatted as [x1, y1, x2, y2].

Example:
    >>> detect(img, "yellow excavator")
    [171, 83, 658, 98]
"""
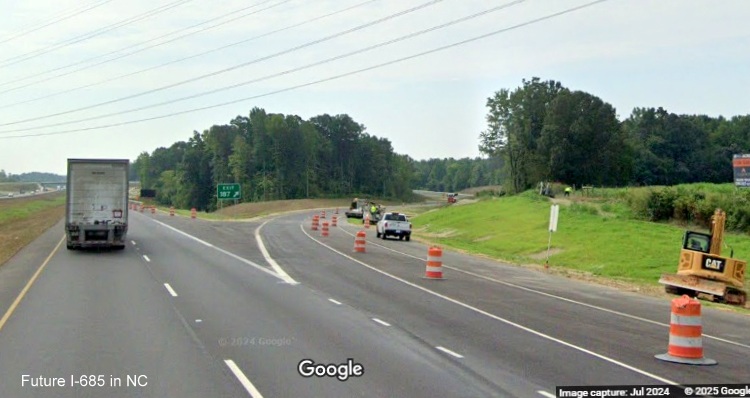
[659, 209, 747, 305]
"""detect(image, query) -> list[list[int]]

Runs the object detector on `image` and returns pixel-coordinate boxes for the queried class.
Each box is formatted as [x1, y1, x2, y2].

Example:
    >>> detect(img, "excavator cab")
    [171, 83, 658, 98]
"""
[683, 231, 710, 253]
[659, 209, 747, 306]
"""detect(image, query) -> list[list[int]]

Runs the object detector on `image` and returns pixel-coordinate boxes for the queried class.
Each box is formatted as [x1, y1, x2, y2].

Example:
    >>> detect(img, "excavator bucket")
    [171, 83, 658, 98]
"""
[659, 274, 727, 297]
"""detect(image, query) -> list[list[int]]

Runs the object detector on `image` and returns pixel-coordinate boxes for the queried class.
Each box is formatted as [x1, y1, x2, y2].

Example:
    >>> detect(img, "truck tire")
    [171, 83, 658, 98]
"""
[66, 244, 75, 250]
[376, 231, 381, 238]
[382, 233, 387, 240]
[399, 235, 404, 241]
[405, 235, 410, 242]
[113, 245, 126, 251]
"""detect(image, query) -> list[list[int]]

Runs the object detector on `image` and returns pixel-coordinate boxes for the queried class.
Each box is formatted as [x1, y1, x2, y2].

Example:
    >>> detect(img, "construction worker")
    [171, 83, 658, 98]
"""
[564, 186, 572, 197]
[370, 203, 377, 215]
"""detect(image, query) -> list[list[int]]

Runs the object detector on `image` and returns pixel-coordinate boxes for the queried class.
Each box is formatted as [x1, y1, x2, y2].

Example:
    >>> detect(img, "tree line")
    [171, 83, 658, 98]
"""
[479, 77, 750, 193]
[0, 170, 65, 183]
[412, 157, 504, 193]
[133, 108, 415, 211]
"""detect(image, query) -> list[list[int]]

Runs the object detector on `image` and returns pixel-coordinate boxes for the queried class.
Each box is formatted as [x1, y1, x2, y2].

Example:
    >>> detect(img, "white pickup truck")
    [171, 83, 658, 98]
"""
[376, 212, 411, 241]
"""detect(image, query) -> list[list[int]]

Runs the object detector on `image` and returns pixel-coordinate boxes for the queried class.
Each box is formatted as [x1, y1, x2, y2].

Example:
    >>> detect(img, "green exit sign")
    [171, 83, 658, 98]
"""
[217, 183, 241, 200]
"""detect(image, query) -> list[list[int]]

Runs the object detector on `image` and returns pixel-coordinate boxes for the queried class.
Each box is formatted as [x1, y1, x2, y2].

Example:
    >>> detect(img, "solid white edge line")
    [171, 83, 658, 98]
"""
[372, 318, 391, 327]
[328, 298, 342, 305]
[300, 223, 681, 386]
[148, 218, 290, 283]
[163, 283, 178, 297]
[436, 346, 464, 358]
[224, 359, 264, 398]
[143, 255, 150, 262]
[336, 223, 750, 350]
[256, 220, 298, 285]
[538, 391, 556, 398]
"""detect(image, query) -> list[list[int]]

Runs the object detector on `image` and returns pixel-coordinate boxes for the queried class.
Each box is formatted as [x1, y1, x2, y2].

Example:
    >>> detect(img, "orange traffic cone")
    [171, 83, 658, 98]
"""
[354, 230, 366, 253]
[424, 246, 444, 279]
[655, 295, 716, 365]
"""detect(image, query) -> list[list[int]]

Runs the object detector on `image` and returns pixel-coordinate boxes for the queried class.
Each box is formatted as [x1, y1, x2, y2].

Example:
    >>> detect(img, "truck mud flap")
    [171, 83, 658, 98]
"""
[658, 274, 727, 297]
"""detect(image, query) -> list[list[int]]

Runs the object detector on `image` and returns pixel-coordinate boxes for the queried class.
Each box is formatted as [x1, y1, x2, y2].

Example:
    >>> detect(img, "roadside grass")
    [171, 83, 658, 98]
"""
[0, 192, 65, 266]
[0, 193, 65, 224]
[411, 192, 750, 308]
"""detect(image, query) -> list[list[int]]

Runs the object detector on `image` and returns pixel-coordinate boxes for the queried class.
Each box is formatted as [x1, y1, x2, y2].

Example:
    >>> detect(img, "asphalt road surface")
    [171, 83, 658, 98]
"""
[0, 207, 748, 397]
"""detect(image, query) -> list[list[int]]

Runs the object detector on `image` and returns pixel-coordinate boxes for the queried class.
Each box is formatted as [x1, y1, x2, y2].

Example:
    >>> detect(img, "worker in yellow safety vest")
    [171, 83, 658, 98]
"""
[564, 186, 572, 197]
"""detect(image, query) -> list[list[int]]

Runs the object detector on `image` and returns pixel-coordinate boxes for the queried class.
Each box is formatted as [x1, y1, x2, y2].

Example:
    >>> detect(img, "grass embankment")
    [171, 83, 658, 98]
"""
[411, 189, 750, 309]
[0, 192, 65, 266]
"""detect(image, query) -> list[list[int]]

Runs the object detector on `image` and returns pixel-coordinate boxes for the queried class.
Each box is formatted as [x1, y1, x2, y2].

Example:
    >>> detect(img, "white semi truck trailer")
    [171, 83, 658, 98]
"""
[65, 159, 129, 250]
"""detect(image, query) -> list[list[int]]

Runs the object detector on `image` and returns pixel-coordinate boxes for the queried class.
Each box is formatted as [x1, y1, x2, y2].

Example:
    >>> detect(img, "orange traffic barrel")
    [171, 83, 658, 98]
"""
[322, 222, 329, 237]
[169, 206, 175, 216]
[335, 207, 339, 214]
[332, 215, 338, 227]
[312, 215, 319, 231]
[354, 230, 366, 253]
[191, 208, 197, 219]
[151, 206, 155, 214]
[425, 246, 444, 279]
[655, 295, 716, 365]
[364, 214, 370, 229]
[321, 210, 326, 219]
[140, 205, 144, 213]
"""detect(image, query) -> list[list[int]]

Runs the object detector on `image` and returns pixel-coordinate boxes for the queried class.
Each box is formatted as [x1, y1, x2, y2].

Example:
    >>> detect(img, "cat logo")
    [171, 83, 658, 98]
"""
[702, 256, 725, 272]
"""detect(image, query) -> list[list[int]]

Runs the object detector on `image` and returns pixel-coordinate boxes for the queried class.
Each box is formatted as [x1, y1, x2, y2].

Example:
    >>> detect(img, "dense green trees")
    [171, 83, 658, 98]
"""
[412, 157, 503, 192]
[130, 78, 750, 210]
[480, 78, 749, 193]
[133, 108, 416, 210]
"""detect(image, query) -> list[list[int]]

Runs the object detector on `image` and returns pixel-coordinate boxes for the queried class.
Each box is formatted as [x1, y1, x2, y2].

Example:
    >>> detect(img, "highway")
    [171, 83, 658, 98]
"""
[0, 208, 749, 397]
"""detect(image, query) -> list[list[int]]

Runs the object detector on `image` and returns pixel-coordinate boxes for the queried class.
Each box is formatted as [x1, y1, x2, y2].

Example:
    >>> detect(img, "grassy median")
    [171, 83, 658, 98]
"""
[0, 192, 65, 266]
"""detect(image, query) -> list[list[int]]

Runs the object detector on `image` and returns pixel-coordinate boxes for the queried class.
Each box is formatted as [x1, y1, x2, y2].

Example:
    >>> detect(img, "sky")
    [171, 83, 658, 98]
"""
[0, 0, 748, 175]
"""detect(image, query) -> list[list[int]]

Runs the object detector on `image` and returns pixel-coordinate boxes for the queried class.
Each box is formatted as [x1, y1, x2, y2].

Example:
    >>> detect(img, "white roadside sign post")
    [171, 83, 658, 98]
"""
[546, 204, 559, 267]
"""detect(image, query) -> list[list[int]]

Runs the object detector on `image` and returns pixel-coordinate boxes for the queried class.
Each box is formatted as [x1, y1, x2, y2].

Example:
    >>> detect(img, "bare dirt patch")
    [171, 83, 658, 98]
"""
[419, 229, 461, 238]
[473, 235, 493, 242]
[527, 248, 564, 260]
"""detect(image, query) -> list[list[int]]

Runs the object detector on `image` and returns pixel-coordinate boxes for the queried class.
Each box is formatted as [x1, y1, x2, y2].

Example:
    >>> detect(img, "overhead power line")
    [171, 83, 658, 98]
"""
[0, 0, 196, 69]
[0, 0, 610, 140]
[0, 0, 292, 92]
[0, 0, 117, 45]
[0, 0, 525, 132]
[0, 0, 444, 127]
[0, 0, 376, 111]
